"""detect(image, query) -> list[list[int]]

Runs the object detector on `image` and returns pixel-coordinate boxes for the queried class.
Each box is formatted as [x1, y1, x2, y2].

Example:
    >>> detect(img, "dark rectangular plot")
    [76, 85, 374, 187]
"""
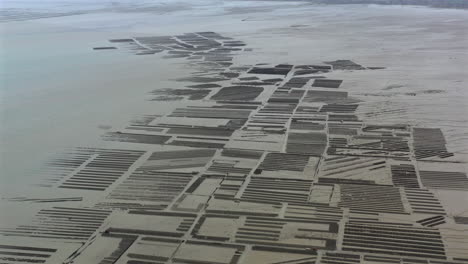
[304, 90, 349, 103]
[230, 66, 252, 71]
[454, 216, 468, 225]
[179, 136, 229, 140]
[404, 188, 446, 215]
[167, 127, 234, 137]
[269, 89, 305, 103]
[258, 103, 297, 114]
[223, 43, 245, 47]
[234, 81, 272, 86]
[109, 171, 193, 203]
[239, 77, 259, 81]
[294, 69, 321, 75]
[213, 104, 259, 109]
[109, 39, 134, 43]
[391, 164, 419, 188]
[319, 178, 375, 185]
[290, 120, 325, 131]
[286, 77, 313, 83]
[208, 162, 252, 175]
[343, 223, 446, 259]
[221, 149, 263, 159]
[364, 124, 409, 132]
[328, 114, 359, 122]
[186, 83, 222, 89]
[204, 56, 233, 62]
[210, 86, 263, 101]
[286, 143, 326, 156]
[148, 149, 215, 160]
[306, 90, 348, 98]
[267, 98, 300, 103]
[286, 132, 327, 156]
[329, 127, 358, 135]
[170, 107, 252, 119]
[283, 77, 313, 88]
[312, 79, 343, 88]
[248, 67, 291, 75]
[322, 252, 360, 264]
[364, 255, 400, 263]
[247, 178, 312, 192]
[320, 104, 358, 113]
[419, 170, 468, 190]
[127, 253, 168, 262]
[338, 184, 405, 214]
[413, 128, 452, 159]
[329, 137, 348, 147]
[211, 47, 242, 52]
[0, 245, 56, 253]
[263, 78, 284, 83]
[105, 228, 184, 237]
[257, 153, 310, 172]
[93, 47, 117, 50]
[169, 140, 225, 149]
[295, 106, 321, 114]
[220, 72, 240, 78]
[95, 203, 167, 211]
[241, 190, 308, 204]
[288, 132, 327, 143]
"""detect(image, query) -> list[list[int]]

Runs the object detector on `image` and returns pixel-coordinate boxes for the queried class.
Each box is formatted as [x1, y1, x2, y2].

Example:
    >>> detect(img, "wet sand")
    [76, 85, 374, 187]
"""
[1, 1, 468, 263]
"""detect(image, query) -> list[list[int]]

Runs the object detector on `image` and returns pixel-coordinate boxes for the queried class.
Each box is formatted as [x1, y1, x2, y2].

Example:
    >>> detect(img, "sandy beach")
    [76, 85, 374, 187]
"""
[1, 0, 468, 263]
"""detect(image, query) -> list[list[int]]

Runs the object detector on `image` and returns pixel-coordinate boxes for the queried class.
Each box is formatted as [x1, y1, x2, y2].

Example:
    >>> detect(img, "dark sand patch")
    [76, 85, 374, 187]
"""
[312, 79, 343, 88]
[211, 86, 264, 101]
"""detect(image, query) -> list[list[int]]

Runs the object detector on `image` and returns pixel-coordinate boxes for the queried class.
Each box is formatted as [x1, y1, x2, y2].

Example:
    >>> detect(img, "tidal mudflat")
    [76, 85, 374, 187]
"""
[1, 1, 468, 263]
